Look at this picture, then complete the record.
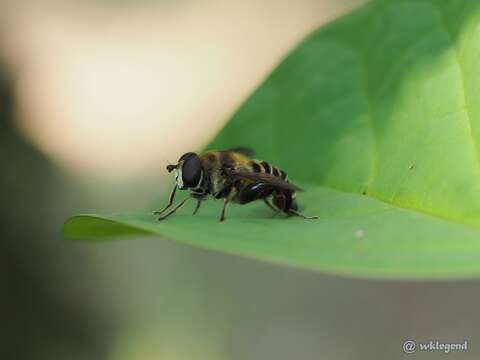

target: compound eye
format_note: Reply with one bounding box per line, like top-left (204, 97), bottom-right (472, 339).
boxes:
top-left (181, 154), bottom-right (202, 188)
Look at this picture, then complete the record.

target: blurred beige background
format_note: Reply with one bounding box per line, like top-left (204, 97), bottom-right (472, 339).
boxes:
top-left (1, 0), bottom-right (355, 178)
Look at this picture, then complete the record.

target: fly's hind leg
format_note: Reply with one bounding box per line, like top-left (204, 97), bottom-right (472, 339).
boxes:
top-left (274, 191), bottom-right (318, 220)
top-left (264, 198), bottom-right (280, 217)
top-left (263, 198), bottom-right (277, 212)
top-left (288, 209), bottom-right (318, 220)
top-left (236, 182), bottom-right (276, 219)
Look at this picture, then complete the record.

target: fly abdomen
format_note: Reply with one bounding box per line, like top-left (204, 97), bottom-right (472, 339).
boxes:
top-left (250, 161), bottom-right (262, 173)
top-left (260, 161), bottom-right (271, 174)
top-left (250, 160), bottom-right (288, 181)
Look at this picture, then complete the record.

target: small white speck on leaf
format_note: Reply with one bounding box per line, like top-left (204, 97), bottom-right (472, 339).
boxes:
top-left (354, 229), bottom-right (365, 239)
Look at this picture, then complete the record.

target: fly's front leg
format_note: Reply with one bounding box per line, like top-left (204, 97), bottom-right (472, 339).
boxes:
top-left (153, 184), bottom-right (177, 215)
top-left (157, 196), bottom-right (191, 221)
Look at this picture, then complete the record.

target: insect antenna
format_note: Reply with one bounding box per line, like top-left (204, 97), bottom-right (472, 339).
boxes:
top-left (165, 160), bottom-right (177, 173)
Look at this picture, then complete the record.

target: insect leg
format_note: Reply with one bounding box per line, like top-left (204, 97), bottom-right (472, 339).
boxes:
top-left (219, 198), bottom-right (230, 223)
top-left (153, 184), bottom-right (177, 215)
top-left (219, 188), bottom-right (237, 223)
top-left (288, 209), bottom-right (318, 220)
top-left (157, 196), bottom-right (191, 221)
top-left (192, 199), bottom-right (202, 215)
top-left (263, 198), bottom-right (279, 214)
top-left (236, 182), bottom-right (275, 204)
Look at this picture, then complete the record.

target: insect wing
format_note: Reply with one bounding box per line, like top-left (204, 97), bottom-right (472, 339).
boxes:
top-left (226, 147), bottom-right (256, 157)
top-left (227, 169), bottom-right (303, 192)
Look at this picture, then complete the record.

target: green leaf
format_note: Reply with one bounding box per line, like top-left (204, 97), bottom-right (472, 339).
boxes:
top-left (64, 0), bottom-right (480, 279)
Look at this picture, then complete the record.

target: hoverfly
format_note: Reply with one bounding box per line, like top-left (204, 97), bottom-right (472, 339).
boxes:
top-left (154, 147), bottom-right (317, 222)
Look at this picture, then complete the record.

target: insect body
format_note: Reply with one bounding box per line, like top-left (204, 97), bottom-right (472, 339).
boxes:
top-left (154, 147), bottom-right (317, 222)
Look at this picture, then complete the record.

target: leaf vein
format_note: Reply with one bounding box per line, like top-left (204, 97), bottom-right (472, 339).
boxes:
top-left (434, 6), bottom-right (480, 175)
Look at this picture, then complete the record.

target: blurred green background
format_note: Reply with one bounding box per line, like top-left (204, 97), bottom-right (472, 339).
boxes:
top-left (1, 0), bottom-right (479, 359)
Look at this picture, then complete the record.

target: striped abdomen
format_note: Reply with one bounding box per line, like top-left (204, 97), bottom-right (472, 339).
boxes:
top-left (248, 160), bottom-right (288, 181)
